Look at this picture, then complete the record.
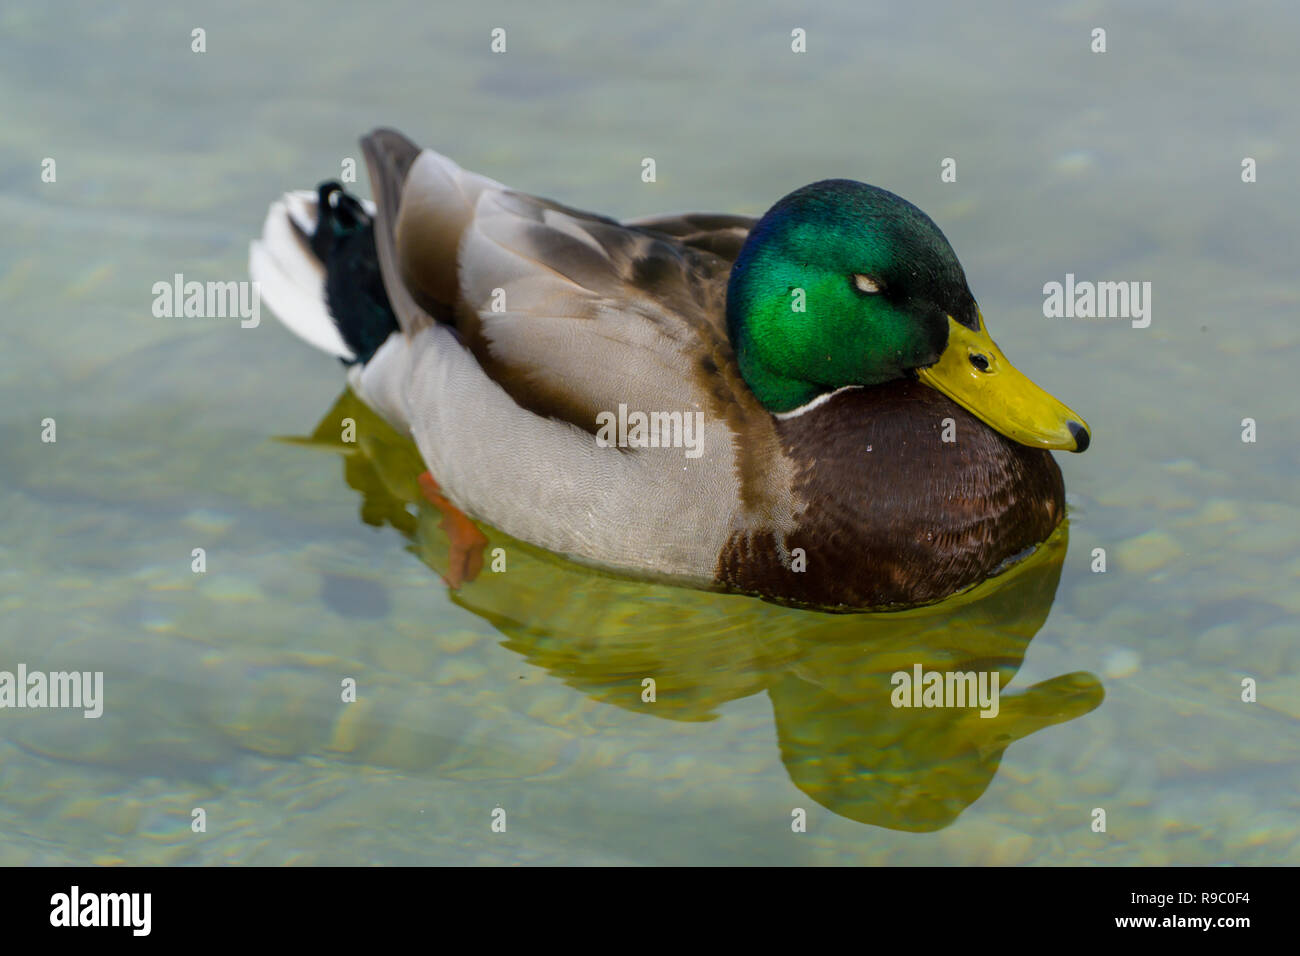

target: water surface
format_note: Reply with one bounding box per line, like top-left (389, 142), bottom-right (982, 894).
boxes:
top-left (0, 0), bottom-right (1297, 864)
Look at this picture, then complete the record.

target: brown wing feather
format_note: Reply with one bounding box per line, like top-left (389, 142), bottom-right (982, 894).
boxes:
top-left (360, 129), bottom-right (436, 332)
top-left (360, 132), bottom-right (760, 436)
top-left (452, 188), bottom-right (750, 437)
top-left (625, 211), bottom-right (756, 263)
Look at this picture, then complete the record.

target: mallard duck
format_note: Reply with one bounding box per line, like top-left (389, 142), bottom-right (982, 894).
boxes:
top-left (250, 128), bottom-right (1089, 611)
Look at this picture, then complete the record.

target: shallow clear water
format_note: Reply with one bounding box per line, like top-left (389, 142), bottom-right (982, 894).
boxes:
top-left (1, 0), bottom-right (1297, 864)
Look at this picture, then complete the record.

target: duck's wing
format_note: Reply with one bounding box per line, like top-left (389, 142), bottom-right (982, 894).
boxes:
top-left (623, 211), bottom-right (757, 263)
top-left (361, 129), bottom-right (761, 435)
top-left (460, 191), bottom-right (762, 433)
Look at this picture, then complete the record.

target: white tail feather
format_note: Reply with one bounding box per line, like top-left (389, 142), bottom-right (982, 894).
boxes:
top-left (249, 190), bottom-right (358, 360)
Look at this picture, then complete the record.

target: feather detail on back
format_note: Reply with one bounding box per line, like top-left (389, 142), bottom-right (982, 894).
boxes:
top-left (361, 129), bottom-right (504, 331)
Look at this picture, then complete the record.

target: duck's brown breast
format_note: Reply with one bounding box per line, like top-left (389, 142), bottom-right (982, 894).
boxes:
top-left (715, 379), bottom-right (1065, 610)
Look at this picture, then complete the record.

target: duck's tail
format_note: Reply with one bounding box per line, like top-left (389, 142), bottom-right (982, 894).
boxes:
top-left (249, 182), bottom-right (399, 365)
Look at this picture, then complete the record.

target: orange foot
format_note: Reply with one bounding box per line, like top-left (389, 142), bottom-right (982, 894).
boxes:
top-left (417, 470), bottom-right (488, 588)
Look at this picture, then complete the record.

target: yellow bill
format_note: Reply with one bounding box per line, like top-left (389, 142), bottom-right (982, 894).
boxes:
top-left (917, 314), bottom-right (1090, 452)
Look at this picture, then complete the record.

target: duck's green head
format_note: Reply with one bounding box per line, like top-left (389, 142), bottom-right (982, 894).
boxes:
top-left (726, 180), bottom-right (1090, 452)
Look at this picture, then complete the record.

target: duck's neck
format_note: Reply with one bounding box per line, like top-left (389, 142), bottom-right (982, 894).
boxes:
top-left (732, 349), bottom-right (828, 413)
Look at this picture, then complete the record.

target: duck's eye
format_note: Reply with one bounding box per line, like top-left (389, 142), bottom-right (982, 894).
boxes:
top-left (969, 353), bottom-right (991, 372)
top-left (852, 274), bottom-right (884, 295)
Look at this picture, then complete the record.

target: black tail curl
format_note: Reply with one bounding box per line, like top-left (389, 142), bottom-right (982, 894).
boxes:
top-left (306, 181), bottom-right (400, 365)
